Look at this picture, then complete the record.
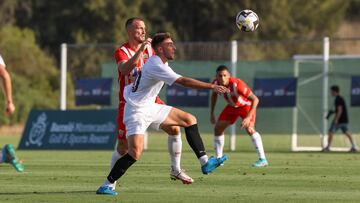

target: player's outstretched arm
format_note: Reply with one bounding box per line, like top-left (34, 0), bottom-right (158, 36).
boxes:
top-left (175, 77), bottom-right (228, 93)
top-left (210, 91), bottom-right (218, 124)
top-left (118, 38), bottom-right (152, 75)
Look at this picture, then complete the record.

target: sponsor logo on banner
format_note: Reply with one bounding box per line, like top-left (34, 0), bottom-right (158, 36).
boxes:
top-left (166, 78), bottom-right (210, 107)
top-left (351, 76), bottom-right (360, 106)
top-left (19, 109), bottom-right (117, 150)
top-left (253, 77), bottom-right (297, 108)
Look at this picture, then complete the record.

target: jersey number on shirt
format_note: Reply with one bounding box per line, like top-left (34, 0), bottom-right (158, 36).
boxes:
top-left (132, 71), bottom-right (142, 92)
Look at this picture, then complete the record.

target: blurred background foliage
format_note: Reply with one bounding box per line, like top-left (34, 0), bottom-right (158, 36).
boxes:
top-left (0, 0), bottom-right (358, 124)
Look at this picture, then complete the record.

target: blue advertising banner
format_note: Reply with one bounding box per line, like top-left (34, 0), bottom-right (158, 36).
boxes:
top-left (75, 78), bottom-right (112, 106)
top-left (18, 109), bottom-right (117, 150)
top-left (166, 78), bottom-right (210, 107)
top-left (253, 77), bottom-right (297, 108)
top-left (351, 76), bottom-right (360, 106)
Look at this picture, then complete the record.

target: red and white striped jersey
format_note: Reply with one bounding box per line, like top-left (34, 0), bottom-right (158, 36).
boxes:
top-left (114, 43), bottom-right (153, 103)
top-left (214, 77), bottom-right (252, 107)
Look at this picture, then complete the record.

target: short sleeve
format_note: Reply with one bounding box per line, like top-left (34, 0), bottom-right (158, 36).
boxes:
top-left (236, 79), bottom-right (252, 97)
top-left (114, 49), bottom-right (129, 63)
top-left (147, 63), bottom-right (181, 85)
top-left (0, 55), bottom-right (5, 68)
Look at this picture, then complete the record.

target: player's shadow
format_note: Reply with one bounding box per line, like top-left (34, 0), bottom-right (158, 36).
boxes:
top-left (0, 190), bottom-right (94, 195)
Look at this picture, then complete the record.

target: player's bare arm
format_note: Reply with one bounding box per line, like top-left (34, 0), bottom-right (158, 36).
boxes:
top-left (118, 38), bottom-right (152, 75)
top-left (175, 77), bottom-right (228, 94)
top-left (210, 91), bottom-right (218, 124)
top-left (334, 105), bottom-right (343, 124)
top-left (241, 93), bottom-right (259, 128)
top-left (0, 66), bottom-right (15, 116)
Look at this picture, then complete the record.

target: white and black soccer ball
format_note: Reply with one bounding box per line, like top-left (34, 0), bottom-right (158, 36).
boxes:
top-left (236, 9), bottom-right (259, 32)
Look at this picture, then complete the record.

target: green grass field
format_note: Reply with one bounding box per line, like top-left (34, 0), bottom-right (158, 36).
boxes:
top-left (1, 133), bottom-right (360, 203)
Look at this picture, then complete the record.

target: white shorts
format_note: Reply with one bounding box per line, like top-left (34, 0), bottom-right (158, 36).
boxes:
top-left (124, 103), bottom-right (172, 137)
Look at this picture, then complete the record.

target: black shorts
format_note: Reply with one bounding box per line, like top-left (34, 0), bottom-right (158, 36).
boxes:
top-left (329, 122), bottom-right (349, 133)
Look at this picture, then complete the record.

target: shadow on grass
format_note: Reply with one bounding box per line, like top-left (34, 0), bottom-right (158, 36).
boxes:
top-left (0, 190), bottom-right (94, 195)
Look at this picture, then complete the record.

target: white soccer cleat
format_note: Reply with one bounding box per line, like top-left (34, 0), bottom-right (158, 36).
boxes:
top-left (170, 169), bottom-right (194, 184)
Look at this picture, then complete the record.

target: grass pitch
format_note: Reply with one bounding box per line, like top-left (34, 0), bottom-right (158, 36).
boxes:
top-left (0, 133), bottom-right (360, 203)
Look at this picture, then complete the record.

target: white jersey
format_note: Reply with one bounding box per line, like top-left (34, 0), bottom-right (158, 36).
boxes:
top-left (0, 54), bottom-right (6, 67)
top-left (124, 55), bottom-right (181, 107)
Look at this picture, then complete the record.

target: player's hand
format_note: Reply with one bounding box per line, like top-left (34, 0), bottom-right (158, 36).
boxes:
top-left (140, 38), bottom-right (152, 52)
top-left (213, 85), bottom-right (229, 94)
top-left (210, 114), bottom-right (216, 124)
top-left (241, 116), bottom-right (251, 129)
top-left (5, 102), bottom-right (15, 116)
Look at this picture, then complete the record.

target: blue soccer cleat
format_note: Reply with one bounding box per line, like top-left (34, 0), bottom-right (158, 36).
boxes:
top-left (96, 186), bottom-right (118, 196)
top-left (252, 158), bottom-right (268, 168)
top-left (10, 159), bottom-right (24, 172)
top-left (201, 155), bottom-right (228, 174)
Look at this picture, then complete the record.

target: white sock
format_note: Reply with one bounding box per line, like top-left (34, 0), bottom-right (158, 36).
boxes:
top-left (110, 150), bottom-right (122, 170)
top-left (105, 150), bottom-right (122, 189)
top-left (168, 134), bottom-right (182, 173)
top-left (214, 135), bottom-right (225, 158)
top-left (199, 155), bottom-right (209, 166)
top-left (251, 132), bottom-right (266, 160)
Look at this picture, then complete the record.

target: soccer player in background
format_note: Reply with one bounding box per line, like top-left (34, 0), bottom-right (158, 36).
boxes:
top-left (323, 85), bottom-right (357, 152)
top-left (97, 32), bottom-right (228, 196)
top-left (0, 54), bottom-right (24, 172)
top-left (102, 17), bottom-right (193, 194)
top-left (210, 65), bottom-right (268, 167)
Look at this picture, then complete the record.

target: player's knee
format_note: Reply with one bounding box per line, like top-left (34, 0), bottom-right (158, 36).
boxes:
top-left (168, 126), bottom-right (181, 135)
top-left (214, 124), bottom-right (224, 135)
top-left (183, 113), bottom-right (197, 127)
top-left (128, 147), bottom-right (143, 160)
top-left (117, 140), bottom-right (128, 156)
top-left (246, 127), bottom-right (256, 135)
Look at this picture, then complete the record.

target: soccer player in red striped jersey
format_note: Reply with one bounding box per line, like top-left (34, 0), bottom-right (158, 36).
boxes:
top-left (101, 18), bottom-right (192, 194)
top-left (210, 65), bottom-right (268, 167)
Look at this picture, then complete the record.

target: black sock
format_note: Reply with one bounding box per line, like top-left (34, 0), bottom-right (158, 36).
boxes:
top-left (184, 124), bottom-right (207, 158)
top-left (107, 153), bottom-right (136, 183)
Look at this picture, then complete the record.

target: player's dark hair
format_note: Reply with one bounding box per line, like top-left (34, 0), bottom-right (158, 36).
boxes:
top-left (331, 85), bottom-right (339, 93)
top-left (125, 17), bottom-right (144, 30)
top-left (151, 32), bottom-right (171, 49)
top-left (216, 65), bottom-right (230, 73)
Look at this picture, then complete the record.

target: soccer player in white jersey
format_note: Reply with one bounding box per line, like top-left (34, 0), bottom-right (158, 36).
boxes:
top-left (108, 17), bottom-right (193, 191)
top-left (96, 32), bottom-right (228, 196)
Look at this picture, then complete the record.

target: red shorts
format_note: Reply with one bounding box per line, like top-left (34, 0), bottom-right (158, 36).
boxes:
top-left (117, 97), bottom-right (165, 140)
top-left (218, 105), bottom-right (256, 126)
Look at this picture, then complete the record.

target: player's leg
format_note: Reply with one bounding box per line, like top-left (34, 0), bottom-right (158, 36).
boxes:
top-left (213, 121), bottom-right (230, 158)
top-left (106, 105), bottom-right (128, 190)
top-left (340, 124), bottom-right (357, 152)
top-left (240, 107), bottom-right (268, 167)
top-left (161, 125), bottom-right (193, 184)
top-left (161, 107), bottom-right (227, 174)
top-left (214, 105), bottom-right (238, 158)
top-left (324, 122), bottom-right (337, 151)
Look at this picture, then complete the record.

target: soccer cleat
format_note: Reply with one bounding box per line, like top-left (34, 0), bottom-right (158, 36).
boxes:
top-left (9, 159), bottom-right (24, 172)
top-left (349, 147), bottom-right (357, 153)
top-left (201, 155), bottom-right (228, 175)
top-left (321, 147), bottom-right (330, 152)
top-left (170, 169), bottom-right (194, 184)
top-left (96, 186), bottom-right (118, 196)
top-left (252, 158), bottom-right (268, 168)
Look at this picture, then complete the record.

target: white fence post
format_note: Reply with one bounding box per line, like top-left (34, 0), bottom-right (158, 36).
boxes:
top-left (321, 37), bottom-right (330, 148)
top-left (230, 40), bottom-right (238, 151)
top-left (60, 43), bottom-right (67, 111)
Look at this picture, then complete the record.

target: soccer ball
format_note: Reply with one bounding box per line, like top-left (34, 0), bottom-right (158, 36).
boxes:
top-left (236, 10), bottom-right (259, 32)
